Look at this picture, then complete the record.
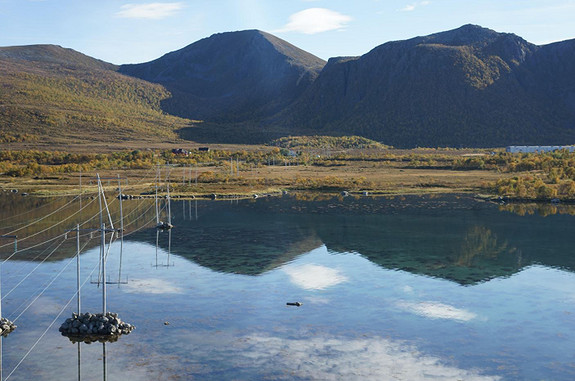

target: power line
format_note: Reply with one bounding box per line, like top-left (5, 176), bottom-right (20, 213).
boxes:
top-left (0, 194), bottom-right (83, 236)
top-left (3, 236), bottom-right (67, 305)
top-left (3, 255), bottom-right (101, 381)
top-left (6, 236), bottom-right (93, 319)
top-left (0, 197), bottom-right (98, 251)
top-left (2, 235), bottom-right (65, 283)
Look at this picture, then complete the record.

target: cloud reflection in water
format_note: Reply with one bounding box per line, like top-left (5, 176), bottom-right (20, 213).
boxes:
top-left (283, 264), bottom-right (348, 290)
top-left (123, 278), bottom-right (183, 294)
top-left (397, 301), bottom-right (477, 322)
top-left (201, 333), bottom-right (501, 380)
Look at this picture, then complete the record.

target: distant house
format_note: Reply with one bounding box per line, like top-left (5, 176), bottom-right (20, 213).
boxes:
top-left (506, 146), bottom-right (575, 153)
top-left (198, 147), bottom-right (210, 152)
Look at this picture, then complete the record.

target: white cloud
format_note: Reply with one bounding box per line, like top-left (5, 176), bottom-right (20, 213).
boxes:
top-left (400, 1), bottom-right (431, 12)
top-left (275, 8), bottom-right (352, 34)
top-left (283, 264), bottom-right (348, 290)
top-left (397, 301), bottom-right (477, 322)
top-left (123, 278), bottom-right (183, 294)
top-left (116, 2), bottom-right (184, 19)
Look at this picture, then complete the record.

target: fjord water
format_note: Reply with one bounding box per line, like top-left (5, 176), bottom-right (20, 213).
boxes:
top-left (1, 194), bottom-right (574, 380)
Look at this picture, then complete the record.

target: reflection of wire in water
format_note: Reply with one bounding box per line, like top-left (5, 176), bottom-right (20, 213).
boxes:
top-left (2, 234), bottom-right (63, 283)
top-left (0, 193), bottom-right (91, 230)
top-left (0, 197), bottom-right (98, 252)
top-left (3, 236), bottom-right (68, 307)
top-left (4, 251), bottom-right (102, 380)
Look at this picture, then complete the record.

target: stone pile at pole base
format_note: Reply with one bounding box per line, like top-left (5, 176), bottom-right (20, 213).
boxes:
top-left (0, 317), bottom-right (17, 337)
top-left (59, 312), bottom-right (135, 343)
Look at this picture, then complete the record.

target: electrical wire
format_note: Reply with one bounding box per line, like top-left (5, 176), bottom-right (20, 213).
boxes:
top-left (4, 255), bottom-right (102, 381)
top-left (4, 235), bottom-right (92, 320)
top-left (0, 194), bottom-right (83, 236)
top-left (3, 236), bottom-right (67, 304)
top-left (0, 197), bottom-right (97, 251)
top-left (2, 234), bottom-right (65, 283)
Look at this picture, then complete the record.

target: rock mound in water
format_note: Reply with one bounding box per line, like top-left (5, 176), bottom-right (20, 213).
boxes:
top-left (0, 317), bottom-right (17, 337)
top-left (59, 312), bottom-right (135, 343)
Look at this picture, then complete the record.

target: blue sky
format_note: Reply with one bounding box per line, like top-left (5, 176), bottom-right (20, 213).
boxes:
top-left (1, 0), bottom-right (574, 64)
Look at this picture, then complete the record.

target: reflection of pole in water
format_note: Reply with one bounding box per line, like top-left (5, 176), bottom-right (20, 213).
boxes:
top-left (155, 168), bottom-right (160, 225)
top-left (102, 342), bottom-right (107, 381)
top-left (77, 341), bottom-right (81, 381)
top-left (168, 229), bottom-right (172, 266)
top-left (155, 230), bottom-right (159, 268)
top-left (195, 200), bottom-right (198, 221)
top-left (154, 228), bottom-right (174, 268)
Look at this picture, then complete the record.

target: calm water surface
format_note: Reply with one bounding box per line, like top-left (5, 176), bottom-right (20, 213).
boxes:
top-left (0, 194), bottom-right (574, 380)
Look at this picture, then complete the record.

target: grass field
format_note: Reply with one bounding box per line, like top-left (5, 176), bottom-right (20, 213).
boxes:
top-left (0, 145), bottom-right (509, 199)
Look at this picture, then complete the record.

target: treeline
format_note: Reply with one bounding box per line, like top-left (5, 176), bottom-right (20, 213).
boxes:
top-left (0, 150), bottom-right (156, 177)
top-left (270, 136), bottom-right (389, 150)
top-left (482, 150), bottom-right (575, 199)
top-left (0, 148), bottom-right (300, 178)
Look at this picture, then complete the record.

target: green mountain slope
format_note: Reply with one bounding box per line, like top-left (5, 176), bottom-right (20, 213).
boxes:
top-left (276, 25), bottom-right (575, 148)
top-left (0, 45), bottom-right (191, 147)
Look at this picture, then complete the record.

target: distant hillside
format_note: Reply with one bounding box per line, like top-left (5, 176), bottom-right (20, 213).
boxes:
top-left (276, 25), bottom-right (575, 148)
top-left (2, 26), bottom-right (575, 149)
top-left (119, 30), bottom-right (326, 123)
top-left (0, 44), bottom-right (116, 71)
top-left (0, 44), bottom-right (191, 148)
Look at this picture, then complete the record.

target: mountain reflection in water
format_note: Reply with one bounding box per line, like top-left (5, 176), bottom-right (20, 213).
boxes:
top-left (128, 194), bottom-right (575, 285)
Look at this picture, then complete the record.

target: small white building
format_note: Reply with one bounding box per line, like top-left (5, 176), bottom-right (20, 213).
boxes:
top-left (506, 146), bottom-right (575, 153)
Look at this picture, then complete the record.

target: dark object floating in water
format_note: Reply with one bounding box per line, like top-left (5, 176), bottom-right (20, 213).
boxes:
top-left (164, 321), bottom-right (170, 325)
top-left (59, 312), bottom-right (135, 343)
top-left (0, 317), bottom-right (17, 337)
top-left (286, 302), bottom-right (303, 307)
top-left (156, 221), bottom-right (173, 230)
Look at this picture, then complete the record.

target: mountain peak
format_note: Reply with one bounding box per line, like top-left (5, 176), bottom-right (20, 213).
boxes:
top-left (119, 30), bottom-right (325, 122)
top-left (421, 24), bottom-right (501, 46)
